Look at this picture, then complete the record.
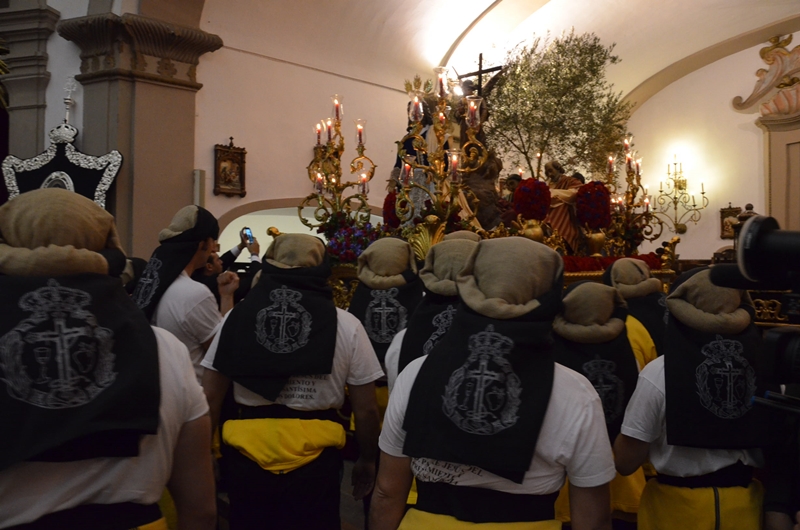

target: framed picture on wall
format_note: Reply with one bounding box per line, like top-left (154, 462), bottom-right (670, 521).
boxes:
top-left (214, 137), bottom-right (246, 197)
top-left (719, 203), bottom-right (741, 239)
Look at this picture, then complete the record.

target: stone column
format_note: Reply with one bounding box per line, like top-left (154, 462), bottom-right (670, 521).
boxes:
top-left (0, 1), bottom-right (59, 158)
top-left (58, 12), bottom-right (221, 256)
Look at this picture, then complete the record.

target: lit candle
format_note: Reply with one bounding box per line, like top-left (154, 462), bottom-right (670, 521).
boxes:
top-left (357, 123), bottom-right (364, 145)
top-left (333, 98), bottom-right (341, 120)
top-left (438, 112), bottom-right (446, 126)
top-left (607, 155), bottom-right (614, 174)
top-left (626, 153), bottom-right (632, 172)
top-left (468, 100), bottom-right (477, 126)
top-left (360, 172), bottom-right (368, 194)
top-left (410, 96), bottom-right (424, 123)
top-left (326, 119), bottom-right (333, 143)
top-left (644, 197), bottom-right (650, 212)
top-left (450, 154), bottom-right (460, 182)
top-left (624, 138), bottom-right (630, 153)
top-left (315, 123), bottom-right (322, 146)
top-left (402, 163), bottom-right (412, 185)
top-left (315, 172), bottom-right (323, 193)
top-left (536, 152), bottom-right (541, 159)
top-left (636, 159), bottom-right (641, 176)
top-left (518, 167), bottom-right (524, 177)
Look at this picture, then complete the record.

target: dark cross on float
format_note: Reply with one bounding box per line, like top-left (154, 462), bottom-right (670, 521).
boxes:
top-left (463, 353), bottom-right (504, 422)
top-left (269, 301), bottom-right (298, 344)
top-left (711, 360), bottom-right (744, 408)
top-left (456, 53), bottom-right (502, 97)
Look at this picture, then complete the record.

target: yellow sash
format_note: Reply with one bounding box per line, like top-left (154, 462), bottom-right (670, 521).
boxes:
top-left (222, 418), bottom-right (345, 474)
top-left (399, 508), bottom-right (561, 529)
top-left (638, 479), bottom-right (763, 530)
top-left (132, 517), bottom-right (168, 530)
top-left (555, 469), bottom-right (645, 522)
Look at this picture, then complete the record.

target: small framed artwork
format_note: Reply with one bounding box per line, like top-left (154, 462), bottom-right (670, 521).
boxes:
top-left (214, 137), bottom-right (246, 197)
top-left (719, 203), bottom-right (741, 239)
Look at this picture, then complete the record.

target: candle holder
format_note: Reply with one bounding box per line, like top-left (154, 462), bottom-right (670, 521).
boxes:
top-left (299, 95), bottom-right (376, 231)
top-left (603, 137), bottom-right (664, 256)
top-left (653, 158), bottom-right (708, 234)
top-left (393, 69), bottom-right (485, 259)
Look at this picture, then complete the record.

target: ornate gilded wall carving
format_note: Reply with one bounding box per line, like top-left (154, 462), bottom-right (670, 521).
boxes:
top-left (733, 34), bottom-right (800, 117)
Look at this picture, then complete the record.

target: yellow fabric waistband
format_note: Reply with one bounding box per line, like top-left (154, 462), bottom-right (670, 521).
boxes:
top-left (132, 517), bottom-right (168, 530)
top-left (222, 418), bottom-right (346, 474)
top-left (399, 508), bottom-right (561, 529)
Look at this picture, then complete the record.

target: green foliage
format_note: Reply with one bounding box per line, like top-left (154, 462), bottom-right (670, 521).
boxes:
top-left (485, 30), bottom-right (632, 177)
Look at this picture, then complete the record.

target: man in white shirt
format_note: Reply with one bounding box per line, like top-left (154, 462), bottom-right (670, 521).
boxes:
top-left (614, 268), bottom-right (765, 530)
top-left (134, 205), bottom-right (239, 383)
top-left (202, 233), bottom-right (383, 529)
top-left (0, 189), bottom-right (215, 529)
top-left (370, 238), bottom-right (615, 530)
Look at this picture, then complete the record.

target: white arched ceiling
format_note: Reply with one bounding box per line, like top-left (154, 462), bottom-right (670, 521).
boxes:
top-left (199, 0), bottom-right (800, 105)
top-left (446, 0), bottom-right (800, 108)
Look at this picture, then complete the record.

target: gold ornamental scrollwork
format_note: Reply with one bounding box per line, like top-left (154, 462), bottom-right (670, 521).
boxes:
top-left (752, 298), bottom-right (789, 323)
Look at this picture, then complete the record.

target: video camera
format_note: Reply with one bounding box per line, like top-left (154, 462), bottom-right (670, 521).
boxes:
top-left (710, 215), bottom-right (800, 390)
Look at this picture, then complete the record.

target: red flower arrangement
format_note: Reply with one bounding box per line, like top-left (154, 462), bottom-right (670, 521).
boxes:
top-left (383, 191), bottom-right (401, 229)
top-left (513, 178), bottom-right (551, 221)
top-left (576, 181), bottom-right (611, 230)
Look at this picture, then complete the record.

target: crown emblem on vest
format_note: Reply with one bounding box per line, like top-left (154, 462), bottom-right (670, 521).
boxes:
top-left (365, 288), bottom-right (407, 343)
top-left (0, 280), bottom-right (117, 409)
top-left (695, 335), bottom-right (756, 420)
top-left (256, 286), bottom-right (312, 354)
top-left (423, 305), bottom-right (456, 356)
top-left (582, 358), bottom-right (625, 424)
top-left (443, 325), bottom-right (521, 436)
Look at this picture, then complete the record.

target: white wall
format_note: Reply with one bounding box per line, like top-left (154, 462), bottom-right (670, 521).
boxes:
top-left (626, 34), bottom-right (794, 259)
top-left (44, 1), bottom-right (88, 149)
top-left (194, 19), bottom-right (411, 228)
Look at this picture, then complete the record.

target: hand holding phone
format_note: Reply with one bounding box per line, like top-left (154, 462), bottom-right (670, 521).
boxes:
top-left (242, 227), bottom-right (254, 244)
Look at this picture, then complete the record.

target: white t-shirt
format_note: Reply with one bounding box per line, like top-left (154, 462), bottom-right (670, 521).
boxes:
top-left (153, 271), bottom-right (222, 383)
top-left (202, 308), bottom-right (384, 410)
top-left (385, 328), bottom-right (406, 394)
top-left (0, 327), bottom-right (209, 528)
top-left (620, 356), bottom-right (763, 477)
top-left (380, 356), bottom-right (616, 494)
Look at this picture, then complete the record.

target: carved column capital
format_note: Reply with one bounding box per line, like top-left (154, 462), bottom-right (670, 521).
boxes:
top-left (57, 12), bottom-right (222, 91)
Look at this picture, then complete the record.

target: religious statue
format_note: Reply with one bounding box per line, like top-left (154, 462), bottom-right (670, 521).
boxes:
top-left (543, 160), bottom-right (583, 253)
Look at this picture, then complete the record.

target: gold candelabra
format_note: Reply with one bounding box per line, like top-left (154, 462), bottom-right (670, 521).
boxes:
top-left (603, 137), bottom-right (664, 256)
top-left (654, 157), bottom-right (708, 234)
top-left (299, 95), bottom-right (376, 230)
top-left (394, 69), bottom-right (484, 259)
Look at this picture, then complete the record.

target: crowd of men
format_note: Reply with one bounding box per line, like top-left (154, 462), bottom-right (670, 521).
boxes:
top-left (0, 188), bottom-right (798, 530)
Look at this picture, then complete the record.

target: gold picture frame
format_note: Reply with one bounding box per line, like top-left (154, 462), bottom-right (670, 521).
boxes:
top-left (214, 137), bottom-right (246, 197)
top-left (719, 203), bottom-right (741, 239)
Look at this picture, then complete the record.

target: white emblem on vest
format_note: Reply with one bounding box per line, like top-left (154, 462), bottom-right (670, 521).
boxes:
top-left (0, 280), bottom-right (117, 409)
top-left (582, 359), bottom-right (624, 424)
top-left (423, 304), bottom-right (456, 355)
top-left (658, 293), bottom-right (669, 324)
top-left (133, 258), bottom-right (162, 308)
top-left (256, 286), bottom-right (312, 354)
top-left (442, 325), bottom-right (521, 435)
top-left (365, 288), bottom-right (406, 343)
top-left (695, 335), bottom-right (756, 419)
